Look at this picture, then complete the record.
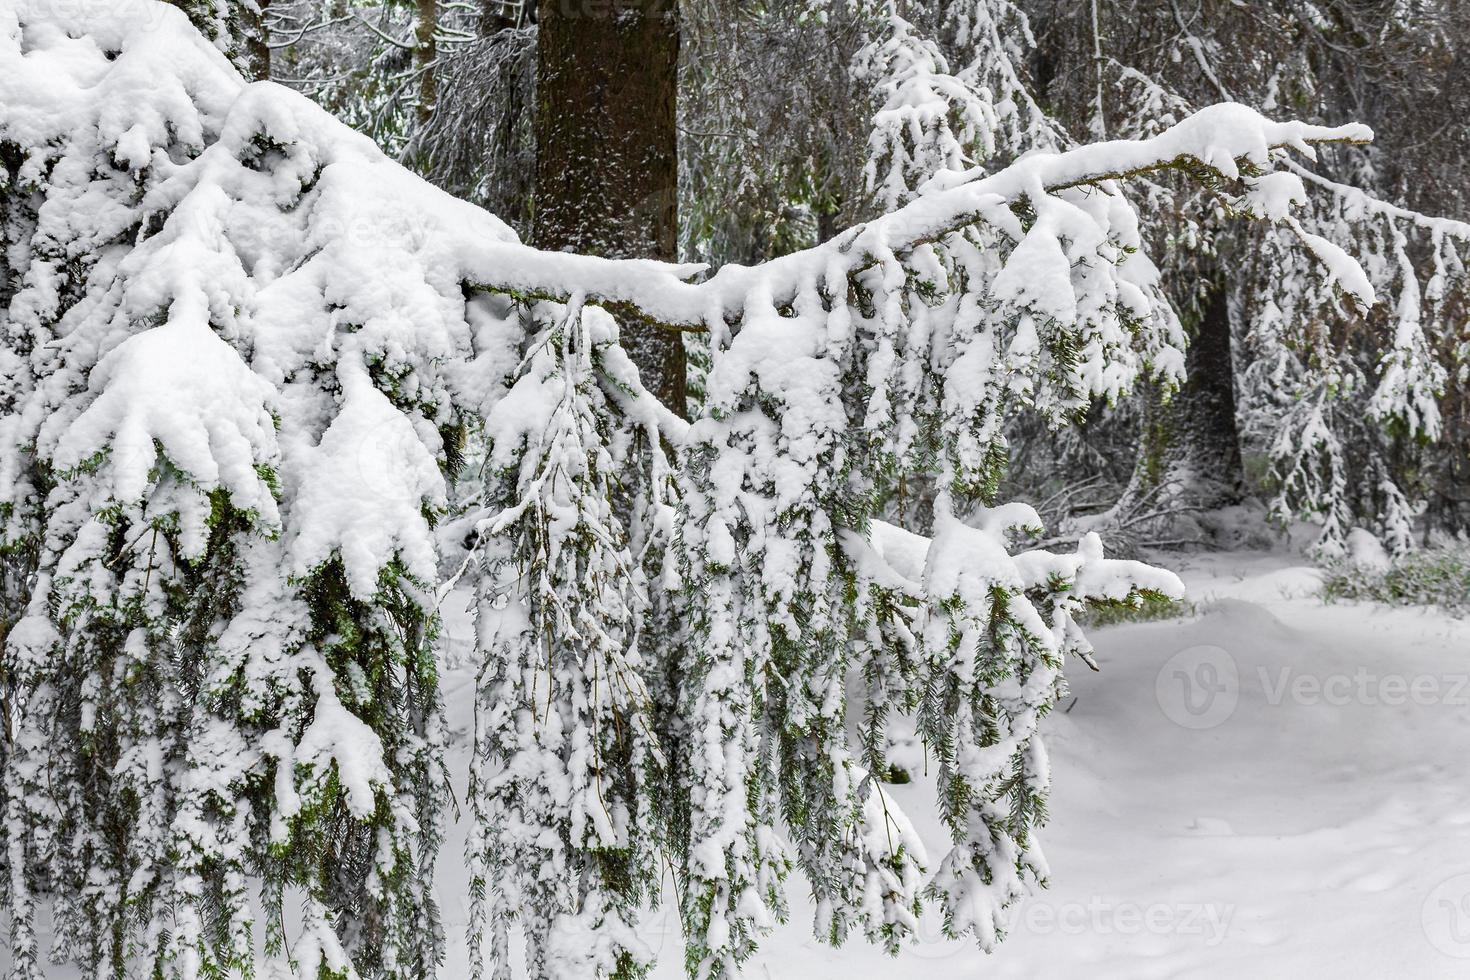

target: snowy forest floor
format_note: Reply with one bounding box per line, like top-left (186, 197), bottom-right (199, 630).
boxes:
top-left (433, 548), bottom-right (1470, 979)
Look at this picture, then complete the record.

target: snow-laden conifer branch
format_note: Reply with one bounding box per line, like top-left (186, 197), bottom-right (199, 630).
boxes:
top-left (461, 106), bottom-right (1371, 332)
top-left (1076, 0), bottom-right (1466, 553)
top-left (1286, 160), bottom-right (1470, 243)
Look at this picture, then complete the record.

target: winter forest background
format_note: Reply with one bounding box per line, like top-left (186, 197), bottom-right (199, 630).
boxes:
top-left (1, 0), bottom-right (1469, 977)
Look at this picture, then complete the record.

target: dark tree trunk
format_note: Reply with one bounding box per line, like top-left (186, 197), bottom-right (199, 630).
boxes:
top-left (1127, 276), bottom-right (1246, 525)
top-left (1177, 279), bottom-right (1246, 503)
top-left (533, 0), bottom-right (686, 416)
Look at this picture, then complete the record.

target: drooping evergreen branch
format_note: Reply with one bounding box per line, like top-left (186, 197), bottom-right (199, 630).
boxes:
top-left (462, 105), bottom-right (1371, 331)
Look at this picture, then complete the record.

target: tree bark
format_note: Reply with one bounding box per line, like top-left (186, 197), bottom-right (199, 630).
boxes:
top-left (533, 0), bottom-right (685, 416)
top-left (416, 0), bottom-right (438, 125)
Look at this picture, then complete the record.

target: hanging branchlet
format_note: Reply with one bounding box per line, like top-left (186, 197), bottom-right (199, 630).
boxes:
top-left (469, 295), bottom-right (670, 979)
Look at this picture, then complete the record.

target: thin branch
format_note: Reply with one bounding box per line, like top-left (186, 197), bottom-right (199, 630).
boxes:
top-left (353, 13), bottom-right (418, 50)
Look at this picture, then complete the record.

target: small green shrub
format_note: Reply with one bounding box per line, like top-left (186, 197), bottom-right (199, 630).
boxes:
top-left (1321, 541), bottom-right (1470, 616)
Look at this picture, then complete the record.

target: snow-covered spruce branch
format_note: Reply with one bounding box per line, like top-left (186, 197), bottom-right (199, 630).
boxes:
top-left (1285, 160), bottom-right (1470, 243)
top-left (460, 105), bottom-right (1371, 332)
top-left (466, 296), bottom-right (671, 978)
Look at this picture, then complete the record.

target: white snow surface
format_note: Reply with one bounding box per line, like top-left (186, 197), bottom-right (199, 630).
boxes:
top-left (428, 550), bottom-right (1470, 979)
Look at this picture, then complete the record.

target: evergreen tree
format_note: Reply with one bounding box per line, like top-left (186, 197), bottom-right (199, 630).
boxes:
top-left (1021, 0), bottom-right (1470, 551)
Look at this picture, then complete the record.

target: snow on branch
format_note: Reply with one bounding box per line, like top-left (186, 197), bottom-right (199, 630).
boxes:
top-left (473, 104), bottom-right (1372, 330)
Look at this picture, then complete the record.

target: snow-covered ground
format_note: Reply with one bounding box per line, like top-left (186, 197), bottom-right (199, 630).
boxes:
top-left (617, 550), bottom-right (1468, 978)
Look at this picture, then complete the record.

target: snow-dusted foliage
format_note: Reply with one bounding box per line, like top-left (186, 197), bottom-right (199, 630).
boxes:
top-left (1237, 178), bottom-right (1469, 554)
top-left (0, 1), bottom-right (1375, 978)
top-left (854, 0), bottom-right (1061, 211)
top-left (1028, 0), bottom-right (1470, 553)
top-left (0, 6), bottom-right (466, 974)
top-left (465, 296), bottom-right (673, 978)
